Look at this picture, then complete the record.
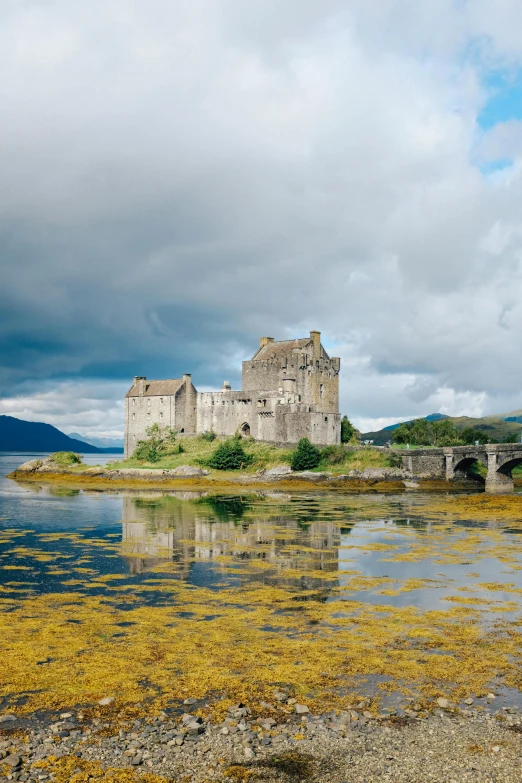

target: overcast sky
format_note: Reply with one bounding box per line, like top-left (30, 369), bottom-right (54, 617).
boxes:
top-left (1, 0), bottom-right (522, 437)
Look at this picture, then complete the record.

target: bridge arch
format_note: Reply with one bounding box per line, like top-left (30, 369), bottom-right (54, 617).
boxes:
top-left (485, 451), bottom-right (522, 494)
top-left (496, 456), bottom-right (522, 476)
top-left (453, 455), bottom-right (487, 482)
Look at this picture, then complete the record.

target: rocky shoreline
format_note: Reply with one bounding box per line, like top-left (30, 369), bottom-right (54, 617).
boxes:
top-left (2, 694), bottom-right (522, 782)
top-left (8, 456), bottom-right (446, 492)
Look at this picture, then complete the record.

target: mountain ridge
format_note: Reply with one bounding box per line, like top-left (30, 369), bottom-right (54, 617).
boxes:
top-left (68, 432), bottom-right (124, 450)
top-left (0, 416), bottom-right (119, 453)
top-left (362, 410), bottom-right (522, 445)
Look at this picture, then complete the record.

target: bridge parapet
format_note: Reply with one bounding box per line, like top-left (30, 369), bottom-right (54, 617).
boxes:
top-left (394, 443), bottom-right (522, 494)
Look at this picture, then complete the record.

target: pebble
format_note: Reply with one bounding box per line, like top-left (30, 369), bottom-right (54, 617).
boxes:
top-left (4, 753), bottom-right (22, 767)
top-left (3, 698), bottom-right (522, 783)
top-left (436, 697), bottom-right (450, 709)
top-left (98, 697), bottom-right (115, 706)
top-left (295, 704), bottom-right (309, 714)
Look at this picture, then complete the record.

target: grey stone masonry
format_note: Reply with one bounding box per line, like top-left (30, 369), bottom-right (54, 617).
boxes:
top-left (124, 331), bottom-right (341, 457)
top-left (397, 443), bottom-right (522, 494)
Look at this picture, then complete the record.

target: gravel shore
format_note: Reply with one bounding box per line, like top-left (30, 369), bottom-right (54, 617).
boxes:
top-left (2, 697), bottom-right (522, 782)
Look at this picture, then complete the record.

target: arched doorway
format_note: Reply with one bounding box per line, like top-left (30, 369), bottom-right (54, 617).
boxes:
top-left (240, 422), bottom-right (251, 438)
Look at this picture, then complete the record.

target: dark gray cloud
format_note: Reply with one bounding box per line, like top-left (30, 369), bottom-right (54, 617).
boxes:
top-left (1, 0), bottom-right (522, 434)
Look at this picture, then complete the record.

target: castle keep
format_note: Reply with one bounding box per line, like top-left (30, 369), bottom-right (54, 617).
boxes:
top-left (124, 331), bottom-right (341, 457)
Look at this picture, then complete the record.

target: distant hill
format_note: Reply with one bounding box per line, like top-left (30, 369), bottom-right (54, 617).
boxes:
top-left (0, 416), bottom-right (117, 453)
top-left (68, 432), bottom-right (124, 451)
top-left (361, 411), bottom-right (522, 445)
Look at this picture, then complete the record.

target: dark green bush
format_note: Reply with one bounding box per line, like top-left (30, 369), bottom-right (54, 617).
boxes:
top-left (291, 438), bottom-right (321, 471)
top-left (201, 430), bottom-right (217, 442)
top-left (207, 438), bottom-right (253, 470)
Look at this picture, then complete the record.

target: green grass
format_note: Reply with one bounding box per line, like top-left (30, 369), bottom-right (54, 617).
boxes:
top-left (108, 438), bottom-right (394, 474)
top-left (107, 436), bottom-right (294, 473)
top-left (50, 451), bottom-right (83, 467)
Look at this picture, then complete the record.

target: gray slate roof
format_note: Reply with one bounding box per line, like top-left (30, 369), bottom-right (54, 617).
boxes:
top-left (126, 379), bottom-right (184, 397)
top-left (253, 338), bottom-right (311, 361)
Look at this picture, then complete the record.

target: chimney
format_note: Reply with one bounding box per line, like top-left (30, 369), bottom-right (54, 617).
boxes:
top-left (260, 336), bottom-right (274, 348)
top-left (183, 373), bottom-right (192, 384)
top-left (310, 330), bottom-right (321, 360)
top-left (134, 376), bottom-right (146, 396)
top-left (222, 380), bottom-right (231, 391)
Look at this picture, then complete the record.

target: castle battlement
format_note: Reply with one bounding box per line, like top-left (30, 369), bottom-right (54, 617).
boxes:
top-left (124, 331), bottom-right (341, 457)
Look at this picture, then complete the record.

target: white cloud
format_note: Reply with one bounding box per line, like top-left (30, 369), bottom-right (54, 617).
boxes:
top-left (0, 382), bottom-right (127, 438)
top-left (0, 0), bottom-right (522, 431)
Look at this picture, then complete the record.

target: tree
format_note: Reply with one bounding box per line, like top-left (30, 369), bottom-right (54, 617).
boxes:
top-left (503, 432), bottom-right (521, 444)
top-left (461, 428), bottom-right (489, 445)
top-left (392, 418), bottom-right (463, 447)
top-left (341, 416), bottom-right (359, 444)
top-left (207, 438), bottom-right (253, 470)
top-left (291, 438), bottom-right (321, 471)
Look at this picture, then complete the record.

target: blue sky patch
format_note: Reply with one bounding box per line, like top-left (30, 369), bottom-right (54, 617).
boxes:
top-left (477, 69), bottom-right (522, 130)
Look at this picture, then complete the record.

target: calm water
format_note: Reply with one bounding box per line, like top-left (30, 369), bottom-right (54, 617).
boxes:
top-left (2, 453), bottom-right (522, 712)
top-left (1, 454), bottom-right (522, 610)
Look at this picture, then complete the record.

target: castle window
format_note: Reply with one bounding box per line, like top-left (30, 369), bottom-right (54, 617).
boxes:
top-left (160, 412), bottom-right (163, 419)
top-left (160, 397), bottom-right (163, 404)
top-left (324, 416), bottom-right (328, 422)
top-left (147, 398), bottom-right (151, 405)
top-left (132, 398), bottom-right (136, 405)
top-left (320, 384), bottom-right (324, 398)
top-left (147, 412), bottom-right (151, 418)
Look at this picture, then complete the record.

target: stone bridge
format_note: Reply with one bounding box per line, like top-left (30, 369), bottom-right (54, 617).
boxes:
top-left (399, 443), bottom-right (522, 494)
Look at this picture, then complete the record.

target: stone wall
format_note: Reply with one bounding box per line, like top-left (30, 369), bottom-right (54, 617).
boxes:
top-left (197, 390), bottom-right (340, 444)
top-left (124, 377), bottom-right (197, 457)
top-left (400, 451), bottom-right (446, 478)
top-left (241, 341), bottom-right (339, 413)
top-left (125, 332), bottom-right (342, 454)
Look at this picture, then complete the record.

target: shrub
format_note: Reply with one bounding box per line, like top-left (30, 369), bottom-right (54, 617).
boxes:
top-left (51, 451), bottom-right (82, 467)
top-left (320, 444), bottom-right (346, 465)
top-left (291, 438), bottom-right (321, 471)
top-left (201, 430), bottom-right (217, 442)
top-left (207, 438), bottom-right (254, 470)
top-left (133, 423), bottom-right (180, 463)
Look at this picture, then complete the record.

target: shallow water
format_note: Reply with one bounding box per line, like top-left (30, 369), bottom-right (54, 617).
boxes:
top-left (1, 454), bottom-right (522, 714)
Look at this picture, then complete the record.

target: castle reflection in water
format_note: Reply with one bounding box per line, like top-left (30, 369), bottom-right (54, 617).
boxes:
top-left (121, 491), bottom-right (345, 590)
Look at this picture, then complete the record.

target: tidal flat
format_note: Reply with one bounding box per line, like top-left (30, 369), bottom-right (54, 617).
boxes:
top-left (2, 455), bottom-right (522, 781)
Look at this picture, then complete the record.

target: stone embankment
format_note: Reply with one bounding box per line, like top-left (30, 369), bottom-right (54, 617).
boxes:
top-left (2, 695), bottom-right (522, 782)
top-left (10, 457), bottom-right (424, 490)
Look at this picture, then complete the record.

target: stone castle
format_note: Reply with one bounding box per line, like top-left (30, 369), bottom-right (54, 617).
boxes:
top-left (124, 331), bottom-right (341, 457)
